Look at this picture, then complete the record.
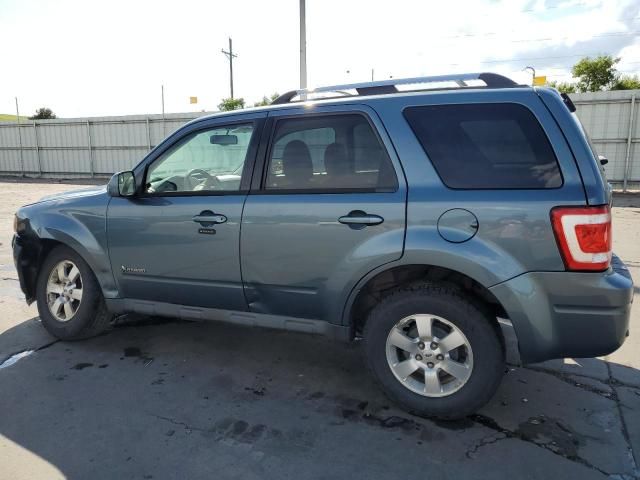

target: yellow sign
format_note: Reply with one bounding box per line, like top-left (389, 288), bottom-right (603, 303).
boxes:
top-left (189, 96), bottom-right (198, 104)
top-left (533, 76), bottom-right (547, 86)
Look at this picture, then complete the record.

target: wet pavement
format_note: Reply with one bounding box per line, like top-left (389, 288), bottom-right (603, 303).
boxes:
top-left (0, 179), bottom-right (638, 480)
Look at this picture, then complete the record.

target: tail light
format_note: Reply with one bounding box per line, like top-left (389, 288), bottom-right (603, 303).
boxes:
top-left (550, 205), bottom-right (612, 271)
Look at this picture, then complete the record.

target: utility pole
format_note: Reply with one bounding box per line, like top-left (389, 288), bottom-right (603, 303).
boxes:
top-left (221, 38), bottom-right (237, 99)
top-left (299, 0), bottom-right (307, 90)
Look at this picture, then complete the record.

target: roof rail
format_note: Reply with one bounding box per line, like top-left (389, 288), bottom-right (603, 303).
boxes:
top-left (272, 72), bottom-right (519, 105)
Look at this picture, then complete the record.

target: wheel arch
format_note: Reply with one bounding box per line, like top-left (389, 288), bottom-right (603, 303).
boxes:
top-left (17, 221), bottom-right (119, 303)
top-left (343, 263), bottom-right (508, 339)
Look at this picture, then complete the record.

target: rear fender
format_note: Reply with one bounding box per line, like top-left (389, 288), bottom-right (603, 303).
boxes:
top-left (340, 226), bottom-right (527, 326)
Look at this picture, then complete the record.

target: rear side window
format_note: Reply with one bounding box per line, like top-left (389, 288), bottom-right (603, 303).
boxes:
top-left (404, 103), bottom-right (562, 189)
top-left (265, 114), bottom-right (398, 191)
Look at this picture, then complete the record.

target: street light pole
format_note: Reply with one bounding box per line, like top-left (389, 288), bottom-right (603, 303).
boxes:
top-left (15, 97), bottom-right (24, 177)
top-left (161, 85), bottom-right (167, 135)
top-left (221, 38), bottom-right (237, 99)
top-left (524, 66), bottom-right (536, 86)
top-left (299, 0), bottom-right (307, 90)
top-left (161, 85), bottom-right (165, 117)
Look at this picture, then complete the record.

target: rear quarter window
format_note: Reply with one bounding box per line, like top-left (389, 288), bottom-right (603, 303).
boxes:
top-left (403, 103), bottom-right (563, 189)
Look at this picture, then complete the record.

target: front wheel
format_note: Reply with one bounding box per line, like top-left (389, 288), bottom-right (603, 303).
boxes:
top-left (36, 245), bottom-right (113, 340)
top-left (363, 283), bottom-right (504, 419)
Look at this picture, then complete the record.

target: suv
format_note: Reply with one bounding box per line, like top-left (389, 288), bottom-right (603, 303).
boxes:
top-left (13, 73), bottom-right (633, 419)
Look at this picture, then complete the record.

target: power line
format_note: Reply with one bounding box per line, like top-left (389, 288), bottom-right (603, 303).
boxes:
top-left (445, 52), bottom-right (612, 67)
top-left (519, 1), bottom-right (599, 14)
top-left (509, 30), bottom-right (640, 44)
top-left (472, 1), bottom-right (639, 18)
top-left (459, 0), bottom-right (596, 17)
top-left (409, 26), bottom-right (640, 73)
top-left (544, 68), bottom-right (640, 78)
top-left (420, 55), bottom-right (636, 76)
top-left (435, 28), bottom-right (640, 42)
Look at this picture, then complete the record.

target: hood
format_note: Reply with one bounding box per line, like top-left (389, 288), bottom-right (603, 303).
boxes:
top-left (31, 184), bottom-right (107, 205)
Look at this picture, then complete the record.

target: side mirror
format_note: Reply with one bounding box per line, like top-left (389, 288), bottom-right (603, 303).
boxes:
top-left (108, 171), bottom-right (136, 197)
top-left (598, 155), bottom-right (608, 166)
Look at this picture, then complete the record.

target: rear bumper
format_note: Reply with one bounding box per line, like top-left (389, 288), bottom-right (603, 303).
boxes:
top-left (490, 254), bottom-right (633, 364)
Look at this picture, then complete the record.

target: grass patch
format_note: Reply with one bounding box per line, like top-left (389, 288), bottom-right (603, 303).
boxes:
top-left (0, 114), bottom-right (30, 122)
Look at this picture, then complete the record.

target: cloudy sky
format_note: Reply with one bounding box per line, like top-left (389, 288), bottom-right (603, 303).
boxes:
top-left (1, 0), bottom-right (639, 118)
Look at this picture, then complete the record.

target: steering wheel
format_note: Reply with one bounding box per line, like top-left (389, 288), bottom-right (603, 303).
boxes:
top-left (186, 168), bottom-right (221, 190)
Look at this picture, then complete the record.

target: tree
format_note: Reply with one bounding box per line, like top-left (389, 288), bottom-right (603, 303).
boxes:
top-left (218, 97), bottom-right (245, 111)
top-left (572, 55), bottom-right (619, 92)
top-left (547, 80), bottom-right (577, 94)
top-left (611, 74), bottom-right (640, 90)
top-left (29, 107), bottom-right (56, 119)
top-left (253, 93), bottom-right (280, 107)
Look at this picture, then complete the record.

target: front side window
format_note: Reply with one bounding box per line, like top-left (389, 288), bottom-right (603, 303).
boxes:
top-left (146, 123), bottom-right (254, 193)
top-left (265, 114), bottom-right (397, 191)
top-left (404, 103), bottom-right (562, 189)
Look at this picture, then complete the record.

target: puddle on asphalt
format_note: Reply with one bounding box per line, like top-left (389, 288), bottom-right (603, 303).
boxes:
top-left (71, 362), bottom-right (93, 370)
top-left (124, 347), bottom-right (142, 357)
top-left (0, 350), bottom-right (34, 370)
top-left (122, 346), bottom-right (154, 364)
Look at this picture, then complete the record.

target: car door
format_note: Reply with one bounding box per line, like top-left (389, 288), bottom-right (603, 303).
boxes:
top-left (240, 105), bottom-right (407, 324)
top-left (107, 114), bottom-right (264, 311)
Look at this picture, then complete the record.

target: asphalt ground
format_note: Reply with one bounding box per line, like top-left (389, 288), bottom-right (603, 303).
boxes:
top-left (0, 179), bottom-right (638, 480)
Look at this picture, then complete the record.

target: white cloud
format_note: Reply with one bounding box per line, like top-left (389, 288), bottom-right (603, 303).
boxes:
top-left (0, 0), bottom-right (638, 117)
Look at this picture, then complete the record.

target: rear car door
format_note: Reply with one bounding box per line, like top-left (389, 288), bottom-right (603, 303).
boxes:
top-left (107, 114), bottom-right (264, 311)
top-left (240, 105), bottom-right (407, 323)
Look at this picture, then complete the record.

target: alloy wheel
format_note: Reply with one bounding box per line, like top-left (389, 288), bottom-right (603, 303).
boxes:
top-left (46, 260), bottom-right (83, 322)
top-left (385, 314), bottom-right (474, 397)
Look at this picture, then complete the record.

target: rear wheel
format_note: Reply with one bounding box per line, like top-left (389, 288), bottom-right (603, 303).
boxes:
top-left (363, 282), bottom-right (504, 419)
top-left (36, 245), bottom-right (113, 340)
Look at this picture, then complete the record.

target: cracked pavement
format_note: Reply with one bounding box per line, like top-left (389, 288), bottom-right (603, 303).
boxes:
top-left (0, 179), bottom-right (638, 480)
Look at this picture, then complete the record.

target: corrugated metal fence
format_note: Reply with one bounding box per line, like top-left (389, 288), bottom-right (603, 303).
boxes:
top-left (571, 90), bottom-right (639, 190)
top-left (1, 90), bottom-right (639, 189)
top-left (0, 112), bottom-right (210, 178)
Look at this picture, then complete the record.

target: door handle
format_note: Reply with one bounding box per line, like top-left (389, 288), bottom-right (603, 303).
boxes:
top-left (193, 211), bottom-right (227, 225)
top-left (338, 211), bottom-right (384, 227)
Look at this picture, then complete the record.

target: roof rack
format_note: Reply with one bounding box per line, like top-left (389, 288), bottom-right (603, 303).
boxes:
top-left (272, 72), bottom-right (519, 105)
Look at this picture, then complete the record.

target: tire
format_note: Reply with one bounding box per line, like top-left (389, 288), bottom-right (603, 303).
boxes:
top-left (36, 245), bottom-right (113, 340)
top-left (363, 282), bottom-right (504, 419)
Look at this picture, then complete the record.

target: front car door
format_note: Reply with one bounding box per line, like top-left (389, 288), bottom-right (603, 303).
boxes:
top-left (107, 113), bottom-right (264, 311)
top-left (240, 105), bottom-right (407, 324)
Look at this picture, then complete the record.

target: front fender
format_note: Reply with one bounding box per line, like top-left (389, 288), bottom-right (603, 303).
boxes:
top-left (16, 193), bottom-right (119, 300)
